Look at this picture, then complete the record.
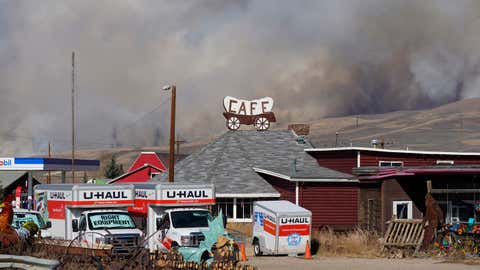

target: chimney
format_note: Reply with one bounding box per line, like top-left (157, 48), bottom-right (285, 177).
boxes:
top-left (288, 124), bottom-right (310, 136)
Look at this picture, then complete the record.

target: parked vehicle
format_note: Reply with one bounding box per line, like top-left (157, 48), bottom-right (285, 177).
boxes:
top-left (34, 184), bottom-right (143, 255)
top-left (252, 200), bottom-right (311, 256)
top-left (12, 208), bottom-right (52, 237)
top-left (130, 183), bottom-right (216, 252)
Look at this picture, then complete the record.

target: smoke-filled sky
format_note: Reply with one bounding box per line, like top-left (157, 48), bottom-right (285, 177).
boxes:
top-left (1, 0), bottom-right (480, 155)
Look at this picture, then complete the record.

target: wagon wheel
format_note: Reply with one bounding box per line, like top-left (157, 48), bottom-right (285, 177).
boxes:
top-left (255, 117), bottom-right (270, 131)
top-left (226, 116), bottom-right (240, 131)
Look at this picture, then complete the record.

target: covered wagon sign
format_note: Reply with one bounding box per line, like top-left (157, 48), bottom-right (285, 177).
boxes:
top-left (222, 96), bottom-right (276, 131)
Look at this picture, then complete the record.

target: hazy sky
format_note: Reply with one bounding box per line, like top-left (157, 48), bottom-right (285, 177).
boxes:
top-left (1, 0), bottom-right (479, 155)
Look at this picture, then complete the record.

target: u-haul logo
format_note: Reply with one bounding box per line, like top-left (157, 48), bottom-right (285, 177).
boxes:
top-left (165, 190), bottom-right (209, 199)
top-left (49, 191), bottom-right (67, 200)
top-left (135, 189), bottom-right (155, 199)
top-left (82, 191), bottom-right (129, 200)
top-left (280, 217), bottom-right (309, 224)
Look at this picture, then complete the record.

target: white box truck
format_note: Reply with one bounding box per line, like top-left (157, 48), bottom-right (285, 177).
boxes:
top-left (34, 184), bottom-right (143, 255)
top-left (252, 200), bottom-right (311, 256)
top-left (131, 183), bottom-right (216, 252)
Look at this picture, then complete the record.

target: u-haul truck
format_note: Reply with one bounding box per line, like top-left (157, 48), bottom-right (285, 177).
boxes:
top-left (252, 200), bottom-right (311, 256)
top-left (34, 184), bottom-right (143, 255)
top-left (131, 183), bottom-right (215, 252)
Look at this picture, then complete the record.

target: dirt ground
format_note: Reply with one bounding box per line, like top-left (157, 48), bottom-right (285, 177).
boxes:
top-left (248, 256), bottom-right (480, 270)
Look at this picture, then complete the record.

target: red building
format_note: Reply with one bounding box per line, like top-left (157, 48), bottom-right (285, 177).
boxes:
top-left (305, 147), bottom-right (480, 232)
top-left (109, 152), bottom-right (167, 184)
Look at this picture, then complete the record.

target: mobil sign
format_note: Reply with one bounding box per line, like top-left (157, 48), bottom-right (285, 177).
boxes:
top-left (0, 158), bottom-right (13, 167)
top-left (0, 157), bottom-right (44, 170)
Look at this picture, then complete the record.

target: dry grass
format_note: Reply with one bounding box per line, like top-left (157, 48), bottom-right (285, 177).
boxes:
top-left (312, 228), bottom-right (382, 257)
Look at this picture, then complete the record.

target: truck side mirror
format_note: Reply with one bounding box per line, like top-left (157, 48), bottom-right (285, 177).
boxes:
top-left (45, 221), bottom-right (52, 229)
top-left (156, 217), bottom-right (162, 231)
top-left (72, 219), bottom-right (79, 232)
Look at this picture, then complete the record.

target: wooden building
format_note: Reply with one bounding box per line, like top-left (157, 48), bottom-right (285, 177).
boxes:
top-left (154, 130), bottom-right (358, 230)
top-left (109, 152), bottom-right (167, 184)
top-left (305, 147), bottom-right (480, 232)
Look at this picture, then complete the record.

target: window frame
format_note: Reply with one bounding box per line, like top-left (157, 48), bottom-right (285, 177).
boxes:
top-left (392, 200), bottom-right (413, 219)
top-left (436, 160), bottom-right (454, 165)
top-left (379, 161), bottom-right (404, 167)
top-left (216, 198), bottom-right (254, 223)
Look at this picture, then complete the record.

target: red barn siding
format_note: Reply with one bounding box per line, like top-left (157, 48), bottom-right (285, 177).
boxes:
top-left (114, 166), bottom-right (162, 183)
top-left (310, 151), bottom-right (357, 174)
top-left (360, 152), bottom-right (480, 167)
top-left (262, 175), bottom-right (296, 203)
top-left (300, 182), bottom-right (358, 230)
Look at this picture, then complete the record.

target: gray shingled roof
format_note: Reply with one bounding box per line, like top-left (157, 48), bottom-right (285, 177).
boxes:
top-left (153, 130), bottom-right (354, 196)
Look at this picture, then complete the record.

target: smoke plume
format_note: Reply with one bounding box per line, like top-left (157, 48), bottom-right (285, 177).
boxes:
top-left (0, 0), bottom-right (479, 155)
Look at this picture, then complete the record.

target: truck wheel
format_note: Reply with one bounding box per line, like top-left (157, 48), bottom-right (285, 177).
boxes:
top-left (253, 241), bottom-right (262, 256)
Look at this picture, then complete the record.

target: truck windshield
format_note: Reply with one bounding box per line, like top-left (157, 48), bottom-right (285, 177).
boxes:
top-left (13, 212), bottom-right (46, 229)
top-left (171, 210), bottom-right (212, 228)
top-left (88, 212), bottom-right (136, 230)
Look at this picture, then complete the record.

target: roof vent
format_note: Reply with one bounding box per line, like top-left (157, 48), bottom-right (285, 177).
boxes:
top-left (296, 136), bottom-right (307, 144)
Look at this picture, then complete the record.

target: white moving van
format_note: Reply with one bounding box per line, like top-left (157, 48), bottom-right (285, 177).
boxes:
top-left (34, 184), bottom-right (143, 255)
top-left (252, 200), bottom-right (311, 256)
top-left (131, 183), bottom-right (215, 252)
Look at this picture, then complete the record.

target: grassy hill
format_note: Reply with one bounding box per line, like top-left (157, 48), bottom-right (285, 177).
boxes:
top-left (303, 98), bottom-right (480, 151)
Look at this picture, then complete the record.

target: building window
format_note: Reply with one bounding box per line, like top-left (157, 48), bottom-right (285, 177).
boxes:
top-left (436, 160), bottom-right (454, 165)
top-left (236, 198), bottom-right (253, 221)
top-left (393, 201), bottom-right (412, 219)
top-left (215, 198), bottom-right (258, 222)
top-left (379, 161), bottom-right (404, 167)
top-left (216, 198), bottom-right (234, 220)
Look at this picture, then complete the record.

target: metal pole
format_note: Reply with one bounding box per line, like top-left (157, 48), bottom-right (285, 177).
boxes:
top-left (27, 172), bottom-right (32, 210)
top-left (71, 52), bottom-right (75, 183)
top-left (48, 141), bottom-right (51, 184)
top-left (168, 85), bottom-right (176, 183)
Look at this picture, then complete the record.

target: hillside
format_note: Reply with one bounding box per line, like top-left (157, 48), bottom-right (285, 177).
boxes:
top-left (303, 98), bottom-right (480, 152)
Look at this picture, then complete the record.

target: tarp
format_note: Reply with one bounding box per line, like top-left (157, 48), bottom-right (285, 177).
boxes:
top-left (178, 210), bottom-right (227, 264)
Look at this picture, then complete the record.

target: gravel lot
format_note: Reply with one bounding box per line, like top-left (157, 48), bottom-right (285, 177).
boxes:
top-left (248, 256), bottom-right (479, 270)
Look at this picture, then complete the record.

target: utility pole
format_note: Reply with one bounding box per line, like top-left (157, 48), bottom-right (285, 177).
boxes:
top-left (163, 84), bottom-right (176, 183)
top-left (175, 136), bottom-right (186, 155)
top-left (48, 141), bottom-right (51, 184)
top-left (71, 52), bottom-right (75, 183)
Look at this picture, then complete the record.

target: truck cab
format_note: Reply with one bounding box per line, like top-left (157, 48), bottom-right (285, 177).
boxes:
top-left (73, 209), bottom-right (143, 255)
top-left (133, 183), bottom-right (216, 252)
top-left (12, 208), bottom-right (52, 237)
top-left (155, 208), bottom-right (212, 249)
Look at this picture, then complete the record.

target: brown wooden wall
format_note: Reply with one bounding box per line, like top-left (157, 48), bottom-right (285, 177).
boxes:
top-left (299, 182), bottom-right (358, 230)
top-left (309, 149), bottom-right (480, 173)
top-left (263, 174), bottom-right (359, 231)
top-left (382, 178), bottom-right (423, 225)
top-left (360, 152), bottom-right (480, 167)
top-left (262, 174), bottom-right (296, 202)
top-left (310, 151), bottom-right (357, 174)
